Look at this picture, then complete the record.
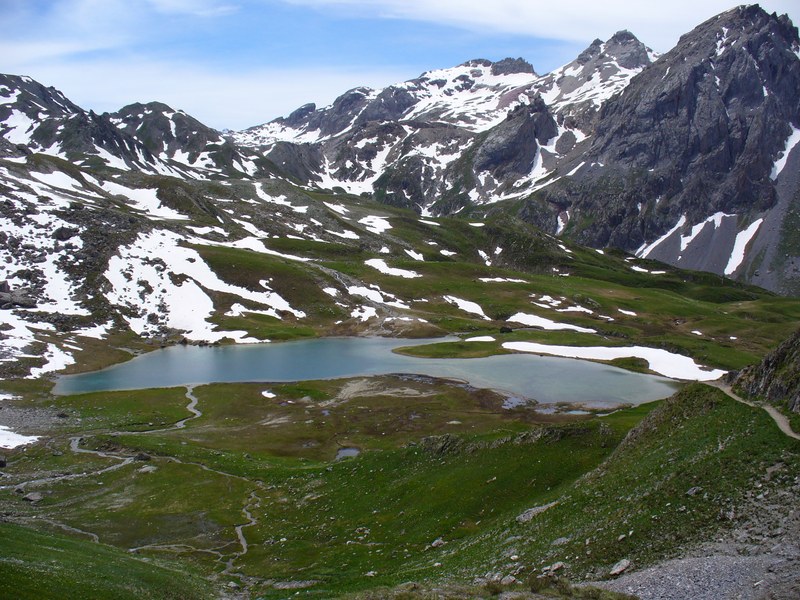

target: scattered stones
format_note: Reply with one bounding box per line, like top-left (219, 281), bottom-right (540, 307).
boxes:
top-left (542, 561), bottom-right (565, 575)
top-left (0, 287), bottom-right (37, 309)
top-left (52, 226), bottom-right (78, 241)
top-left (431, 537), bottom-right (446, 548)
top-left (270, 581), bottom-right (319, 591)
top-left (22, 491), bottom-right (43, 503)
top-left (686, 486), bottom-right (703, 496)
top-left (552, 536), bottom-right (571, 546)
top-left (499, 575), bottom-right (517, 586)
top-left (610, 558), bottom-right (631, 576)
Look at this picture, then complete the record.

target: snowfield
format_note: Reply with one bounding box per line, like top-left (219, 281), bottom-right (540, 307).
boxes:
top-left (507, 312), bottom-right (596, 333)
top-left (503, 341), bottom-right (726, 381)
top-left (105, 230), bottom-right (305, 342)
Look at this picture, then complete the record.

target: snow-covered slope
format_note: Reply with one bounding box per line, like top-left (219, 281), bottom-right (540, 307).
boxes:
top-left (231, 34), bottom-right (655, 211)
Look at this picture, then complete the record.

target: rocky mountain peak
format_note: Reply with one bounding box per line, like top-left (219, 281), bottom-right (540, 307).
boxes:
top-left (528, 4), bottom-right (800, 292)
top-left (576, 39), bottom-right (604, 64)
top-left (575, 30), bottom-right (653, 70)
top-left (0, 74), bottom-right (82, 120)
top-left (490, 57), bottom-right (537, 76)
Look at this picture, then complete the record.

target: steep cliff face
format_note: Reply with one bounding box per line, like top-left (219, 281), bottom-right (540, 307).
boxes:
top-left (531, 5), bottom-right (800, 291)
top-left (733, 328), bottom-right (800, 413)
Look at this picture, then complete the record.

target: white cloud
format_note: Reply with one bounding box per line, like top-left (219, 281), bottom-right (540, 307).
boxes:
top-left (146, 0), bottom-right (240, 17)
top-left (279, 0), bottom-right (800, 52)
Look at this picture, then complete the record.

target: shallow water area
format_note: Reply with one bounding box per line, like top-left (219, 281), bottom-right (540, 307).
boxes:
top-left (55, 337), bottom-right (680, 407)
top-left (335, 447), bottom-right (361, 460)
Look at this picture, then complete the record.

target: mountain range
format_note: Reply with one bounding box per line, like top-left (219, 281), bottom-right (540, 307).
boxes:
top-left (0, 3), bottom-right (799, 377)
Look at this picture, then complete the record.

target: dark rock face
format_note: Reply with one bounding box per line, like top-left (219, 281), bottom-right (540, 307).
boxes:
top-left (266, 142), bottom-right (325, 184)
top-left (474, 98), bottom-right (558, 179)
top-left (532, 5), bottom-right (800, 278)
top-left (491, 58), bottom-right (536, 76)
top-left (734, 328), bottom-right (800, 413)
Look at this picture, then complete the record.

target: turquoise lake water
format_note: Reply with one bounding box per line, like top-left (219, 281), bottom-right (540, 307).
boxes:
top-left (54, 337), bottom-right (680, 407)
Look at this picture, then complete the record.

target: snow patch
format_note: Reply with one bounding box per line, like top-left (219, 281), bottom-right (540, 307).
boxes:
top-left (105, 230), bottom-right (303, 342)
top-left (0, 425), bottom-right (39, 449)
top-left (102, 181), bottom-right (188, 220)
top-left (503, 341), bottom-right (725, 381)
top-left (771, 125), bottom-right (800, 181)
top-left (443, 295), bottom-right (490, 320)
top-left (364, 258), bottom-right (421, 278)
top-left (479, 277), bottom-right (526, 283)
top-left (359, 215), bottom-right (391, 234)
top-left (638, 215), bottom-right (687, 259)
top-left (506, 312), bottom-right (595, 334)
top-left (724, 219), bottom-right (763, 276)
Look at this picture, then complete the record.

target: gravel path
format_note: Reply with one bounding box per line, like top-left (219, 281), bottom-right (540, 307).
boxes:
top-left (595, 459), bottom-right (800, 599)
top-left (709, 381), bottom-right (800, 441)
top-left (599, 552), bottom-right (785, 599)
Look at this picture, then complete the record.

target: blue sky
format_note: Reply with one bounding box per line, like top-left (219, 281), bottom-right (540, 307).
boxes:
top-left (2, 0), bottom-right (798, 130)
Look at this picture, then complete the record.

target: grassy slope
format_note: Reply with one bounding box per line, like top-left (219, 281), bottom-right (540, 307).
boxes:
top-left (0, 522), bottom-right (215, 600)
top-left (2, 379), bottom-right (798, 598)
top-left (4, 182), bottom-right (800, 597)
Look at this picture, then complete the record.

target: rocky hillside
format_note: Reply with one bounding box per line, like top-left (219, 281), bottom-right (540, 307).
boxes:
top-left (3, 8), bottom-right (797, 297)
top-left (733, 327), bottom-right (800, 413)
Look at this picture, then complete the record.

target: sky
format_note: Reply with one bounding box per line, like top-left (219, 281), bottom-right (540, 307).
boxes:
top-left (2, 0), bottom-right (798, 130)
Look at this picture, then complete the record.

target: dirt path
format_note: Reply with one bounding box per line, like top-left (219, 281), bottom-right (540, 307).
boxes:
top-left (709, 380), bottom-right (800, 441)
top-left (6, 384), bottom-right (261, 589)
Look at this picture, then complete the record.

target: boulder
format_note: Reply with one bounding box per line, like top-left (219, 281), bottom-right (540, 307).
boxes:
top-left (610, 558), bottom-right (631, 576)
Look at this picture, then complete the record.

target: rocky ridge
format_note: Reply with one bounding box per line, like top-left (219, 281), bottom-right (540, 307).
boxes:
top-left (733, 327), bottom-right (800, 414)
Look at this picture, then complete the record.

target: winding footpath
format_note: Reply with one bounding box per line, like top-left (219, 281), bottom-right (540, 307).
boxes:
top-left (5, 385), bottom-right (262, 589)
top-left (709, 380), bottom-right (800, 441)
